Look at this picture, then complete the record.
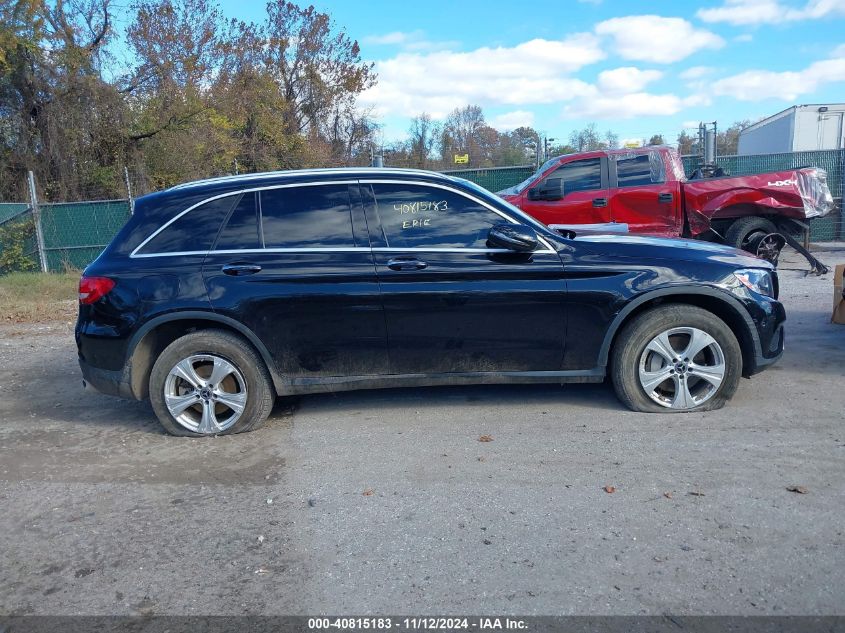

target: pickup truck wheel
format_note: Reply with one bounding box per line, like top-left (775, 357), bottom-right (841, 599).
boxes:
top-left (149, 329), bottom-right (275, 437)
top-left (725, 216), bottom-right (779, 257)
top-left (611, 305), bottom-right (742, 413)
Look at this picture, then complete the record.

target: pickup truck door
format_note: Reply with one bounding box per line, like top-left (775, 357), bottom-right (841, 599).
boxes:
top-left (608, 151), bottom-right (682, 236)
top-left (519, 157), bottom-right (612, 231)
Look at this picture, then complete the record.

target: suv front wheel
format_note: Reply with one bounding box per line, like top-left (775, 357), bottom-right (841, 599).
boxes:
top-left (611, 305), bottom-right (742, 413)
top-left (149, 329), bottom-right (275, 436)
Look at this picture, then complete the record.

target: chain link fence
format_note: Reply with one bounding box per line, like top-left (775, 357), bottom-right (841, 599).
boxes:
top-left (443, 164), bottom-right (536, 193)
top-left (0, 172), bottom-right (132, 273)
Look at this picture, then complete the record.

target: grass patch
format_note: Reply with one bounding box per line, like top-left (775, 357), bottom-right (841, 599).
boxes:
top-left (0, 272), bottom-right (79, 323)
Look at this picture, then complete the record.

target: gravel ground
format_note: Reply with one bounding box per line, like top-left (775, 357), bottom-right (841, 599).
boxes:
top-left (0, 248), bottom-right (844, 616)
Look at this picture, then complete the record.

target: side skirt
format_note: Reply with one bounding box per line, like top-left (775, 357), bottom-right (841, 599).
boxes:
top-left (280, 368), bottom-right (606, 395)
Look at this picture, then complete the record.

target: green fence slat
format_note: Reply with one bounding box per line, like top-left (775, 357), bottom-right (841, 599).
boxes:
top-left (0, 203), bottom-right (30, 225)
top-left (443, 165), bottom-right (536, 193)
top-left (37, 200), bottom-right (131, 271)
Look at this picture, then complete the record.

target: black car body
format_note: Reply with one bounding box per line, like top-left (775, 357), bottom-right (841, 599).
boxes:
top-left (76, 168), bottom-right (785, 436)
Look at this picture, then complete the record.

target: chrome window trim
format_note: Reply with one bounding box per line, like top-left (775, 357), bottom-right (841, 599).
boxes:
top-left (131, 246), bottom-right (556, 258)
top-left (131, 178), bottom-right (559, 258)
top-left (130, 180), bottom-right (360, 258)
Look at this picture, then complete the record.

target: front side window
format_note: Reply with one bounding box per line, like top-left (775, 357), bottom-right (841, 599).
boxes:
top-left (616, 152), bottom-right (665, 187)
top-left (371, 184), bottom-right (505, 249)
top-left (137, 195), bottom-right (236, 254)
top-left (545, 158), bottom-right (602, 195)
top-left (260, 185), bottom-right (354, 248)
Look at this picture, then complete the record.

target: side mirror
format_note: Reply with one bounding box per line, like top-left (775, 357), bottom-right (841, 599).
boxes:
top-left (527, 178), bottom-right (564, 201)
top-left (487, 223), bottom-right (539, 252)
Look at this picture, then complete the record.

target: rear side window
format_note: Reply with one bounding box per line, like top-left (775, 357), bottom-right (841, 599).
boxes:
top-left (216, 192), bottom-right (261, 250)
top-left (137, 196), bottom-right (236, 254)
top-left (261, 185), bottom-right (354, 248)
top-left (547, 158), bottom-right (602, 194)
top-left (616, 153), bottom-right (665, 187)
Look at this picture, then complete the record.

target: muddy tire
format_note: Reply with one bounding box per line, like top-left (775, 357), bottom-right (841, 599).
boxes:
top-left (611, 305), bottom-right (742, 413)
top-left (149, 329), bottom-right (274, 437)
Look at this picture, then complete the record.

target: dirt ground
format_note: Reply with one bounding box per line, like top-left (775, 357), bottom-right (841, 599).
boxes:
top-left (0, 248), bottom-right (844, 616)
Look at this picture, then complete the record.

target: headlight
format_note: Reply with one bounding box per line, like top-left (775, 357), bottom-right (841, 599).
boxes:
top-left (733, 269), bottom-right (774, 298)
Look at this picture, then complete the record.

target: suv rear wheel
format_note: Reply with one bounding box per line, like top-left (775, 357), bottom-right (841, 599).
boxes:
top-left (611, 305), bottom-right (742, 413)
top-left (149, 329), bottom-right (274, 436)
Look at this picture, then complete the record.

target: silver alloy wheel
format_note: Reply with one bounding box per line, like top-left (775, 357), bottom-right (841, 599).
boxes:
top-left (638, 327), bottom-right (726, 410)
top-left (163, 354), bottom-right (247, 434)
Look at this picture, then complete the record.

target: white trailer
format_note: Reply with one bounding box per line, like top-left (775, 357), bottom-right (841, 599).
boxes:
top-left (738, 104), bottom-right (845, 155)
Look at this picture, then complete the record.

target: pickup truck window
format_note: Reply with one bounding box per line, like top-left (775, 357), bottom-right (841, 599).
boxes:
top-left (615, 152), bottom-right (665, 187)
top-left (545, 158), bottom-right (602, 194)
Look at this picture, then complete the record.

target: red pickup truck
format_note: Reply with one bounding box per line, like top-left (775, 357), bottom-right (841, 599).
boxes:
top-left (497, 146), bottom-right (834, 264)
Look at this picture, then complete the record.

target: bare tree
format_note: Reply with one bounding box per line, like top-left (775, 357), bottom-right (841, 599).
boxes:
top-left (407, 113), bottom-right (440, 168)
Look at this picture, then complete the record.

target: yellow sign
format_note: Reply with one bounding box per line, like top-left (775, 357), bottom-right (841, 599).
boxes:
top-left (454, 153), bottom-right (469, 164)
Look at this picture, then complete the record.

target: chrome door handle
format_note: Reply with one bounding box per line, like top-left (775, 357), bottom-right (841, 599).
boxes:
top-left (222, 263), bottom-right (262, 276)
top-left (386, 258), bottom-right (427, 271)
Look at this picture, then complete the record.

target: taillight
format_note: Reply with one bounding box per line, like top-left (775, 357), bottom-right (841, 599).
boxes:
top-left (79, 276), bottom-right (115, 304)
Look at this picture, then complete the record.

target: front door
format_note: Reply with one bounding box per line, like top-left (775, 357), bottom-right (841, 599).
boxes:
top-left (360, 181), bottom-right (567, 375)
top-left (202, 184), bottom-right (388, 380)
top-left (519, 157), bottom-right (611, 230)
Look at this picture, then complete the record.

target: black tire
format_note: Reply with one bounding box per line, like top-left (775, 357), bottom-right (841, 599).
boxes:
top-left (725, 216), bottom-right (778, 252)
top-left (149, 329), bottom-right (275, 437)
top-left (610, 305), bottom-right (742, 413)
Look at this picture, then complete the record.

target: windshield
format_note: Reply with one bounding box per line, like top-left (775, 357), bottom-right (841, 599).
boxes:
top-left (509, 157), bottom-right (561, 194)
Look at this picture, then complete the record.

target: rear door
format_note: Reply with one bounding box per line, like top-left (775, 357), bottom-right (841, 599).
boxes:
top-left (609, 151), bottom-right (682, 236)
top-left (202, 183), bottom-right (388, 380)
top-left (360, 180), bottom-right (566, 375)
top-left (519, 157), bottom-right (611, 230)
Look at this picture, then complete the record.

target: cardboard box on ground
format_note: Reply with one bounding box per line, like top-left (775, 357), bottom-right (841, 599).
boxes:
top-left (833, 264), bottom-right (845, 324)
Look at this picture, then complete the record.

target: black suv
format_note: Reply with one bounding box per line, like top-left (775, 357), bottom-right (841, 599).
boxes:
top-left (76, 168), bottom-right (785, 436)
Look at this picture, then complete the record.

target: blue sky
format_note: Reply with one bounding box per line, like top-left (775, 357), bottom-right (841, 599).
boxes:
top-left (217, 0), bottom-right (845, 145)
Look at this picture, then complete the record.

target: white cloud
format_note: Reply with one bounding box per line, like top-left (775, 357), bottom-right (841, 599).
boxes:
top-left (597, 67), bottom-right (663, 94)
top-left (491, 110), bottom-right (536, 130)
top-left (362, 30), bottom-right (459, 52)
top-left (363, 31), bottom-right (415, 46)
top-left (595, 15), bottom-right (724, 63)
top-left (679, 66), bottom-right (715, 80)
top-left (698, 0), bottom-right (845, 25)
top-left (359, 34), bottom-right (605, 118)
top-left (564, 92), bottom-right (706, 120)
top-left (711, 51), bottom-right (845, 100)
top-left (734, 33), bottom-right (754, 42)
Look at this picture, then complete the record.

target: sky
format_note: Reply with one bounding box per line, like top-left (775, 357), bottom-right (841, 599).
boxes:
top-left (216, 0), bottom-right (845, 145)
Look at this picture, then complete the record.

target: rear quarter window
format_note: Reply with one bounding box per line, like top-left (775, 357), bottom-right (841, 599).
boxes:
top-left (136, 195), bottom-right (237, 254)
